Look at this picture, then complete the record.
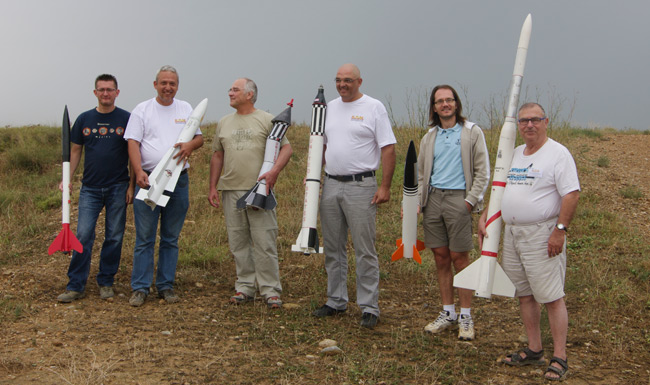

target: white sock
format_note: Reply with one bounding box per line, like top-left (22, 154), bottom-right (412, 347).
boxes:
top-left (460, 308), bottom-right (471, 317)
top-left (443, 305), bottom-right (456, 319)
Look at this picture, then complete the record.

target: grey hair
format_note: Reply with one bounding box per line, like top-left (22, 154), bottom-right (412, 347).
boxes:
top-left (156, 65), bottom-right (178, 83)
top-left (243, 78), bottom-right (258, 104)
top-left (519, 102), bottom-right (546, 115)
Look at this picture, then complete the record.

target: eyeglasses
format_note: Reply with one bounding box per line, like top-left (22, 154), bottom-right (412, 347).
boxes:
top-left (335, 78), bottom-right (358, 84)
top-left (95, 88), bottom-right (116, 93)
top-left (518, 117), bottom-right (546, 125)
top-left (434, 98), bottom-right (455, 106)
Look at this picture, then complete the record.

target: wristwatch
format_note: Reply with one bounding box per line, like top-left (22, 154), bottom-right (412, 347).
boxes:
top-left (556, 223), bottom-right (568, 232)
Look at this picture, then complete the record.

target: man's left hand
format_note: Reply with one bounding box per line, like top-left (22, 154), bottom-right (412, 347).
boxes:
top-left (371, 186), bottom-right (390, 205)
top-left (547, 229), bottom-right (565, 257)
top-left (172, 142), bottom-right (194, 165)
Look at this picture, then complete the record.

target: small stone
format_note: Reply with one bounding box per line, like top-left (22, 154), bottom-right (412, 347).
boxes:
top-left (276, 362), bottom-right (284, 367)
top-left (518, 334), bottom-right (528, 343)
top-left (161, 330), bottom-right (172, 336)
top-left (319, 339), bottom-right (337, 348)
top-left (52, 340), bottom-right (63, 347)
top-left (282, 303), bottom-right (300, 310)
top-left (305, 355), bottom-right (317, 360)
top-left (195, 282), bottom-right (203, 288)
top-left (320, 346), bottom-right (343, 356)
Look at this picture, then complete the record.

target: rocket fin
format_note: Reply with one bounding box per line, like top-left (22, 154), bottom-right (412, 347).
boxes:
top-left (452, 258), bottom-right (482, 291)
top-left (395, 238), bottom-right (402, 247)
top-left (416, 239), bottom-right (425, 251)
top-left (412, 245), bottom-right (422, 264)
top-left (491, 263), bottom-right (516, 297)
top-left (263, 191), bottom-right (277, 210)
top-left (236, 185), bottom-right (257, 209)
top-left (308, 227), bottom-right (319, 253)
top-left (48, 224), bottom-right (83, 255)
top-left (391, 242), bottom-right (404, 261)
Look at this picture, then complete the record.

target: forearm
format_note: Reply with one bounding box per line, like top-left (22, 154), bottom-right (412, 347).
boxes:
top-left (557, 190), bottom-right (580, 226)
top-left (379, 144), bottom-right (396, 189)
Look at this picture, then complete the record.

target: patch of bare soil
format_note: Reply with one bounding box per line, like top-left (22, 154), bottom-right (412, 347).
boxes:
top-left (1, 133), bottom-right (649, 384)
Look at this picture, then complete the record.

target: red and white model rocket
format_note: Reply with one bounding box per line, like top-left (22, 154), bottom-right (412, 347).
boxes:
top-left (453, 14), bottom-right (532, 298)
top-left (136, 98), bottom-right (208, 210)
top-left (292, 87), bottom-right (326, 254)
top-left (237, 100), bottom-right (293, 210)
top-left (48, 106), bottom-right (83, 255)
top-left (392, 140), bottom-right (424, 264)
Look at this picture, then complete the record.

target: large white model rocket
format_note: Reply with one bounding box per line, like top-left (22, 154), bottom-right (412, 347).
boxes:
top-left (237, 100), bottom-right (293, 210)
top-left (292, 86), bottom-right (326, 254)
top-left (49, 106), bottom-right (83, 255)
top-left (136, 98), bottom-right (208, 210)
top-left (391, 140), bottom-right (425, 264)
top-left (453, 14), bottom-right (532, 298)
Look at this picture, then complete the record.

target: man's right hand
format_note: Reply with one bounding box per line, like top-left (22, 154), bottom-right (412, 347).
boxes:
top-left (208, 189), bottom-right (220, 208)
top-left (135, 170), bottom-right (150, 189)
top-left (477, 211), bottom-right (488, 249)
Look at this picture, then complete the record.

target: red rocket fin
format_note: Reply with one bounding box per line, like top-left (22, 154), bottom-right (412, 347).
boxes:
top-left (287, 99), bottom-right (294, 107)
top-left (395, 238), bottom-right (402, 247)
top-left (391, 242), bottom-right (404, 261)
top-left (48, 224), bottom-right (83, 255)
top-left (412, 245), bottom-right (422, 264)
top-left (416, 239), bottom-right (425, 252)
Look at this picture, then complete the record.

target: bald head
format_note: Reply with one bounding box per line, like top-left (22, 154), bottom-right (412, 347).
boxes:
top-left (335, 63), bottom-right (363, 102)
top-left (338, 63), bottom-right (361, 78)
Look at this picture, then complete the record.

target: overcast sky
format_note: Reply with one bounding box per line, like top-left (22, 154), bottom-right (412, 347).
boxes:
top-left (2, 0), bottom-right (648, 130)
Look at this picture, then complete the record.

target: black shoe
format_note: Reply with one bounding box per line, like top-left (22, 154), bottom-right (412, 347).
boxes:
top-left (360, 313), bottom-right (379, 329)
top-left (312, 304), bottom-right (346, 317)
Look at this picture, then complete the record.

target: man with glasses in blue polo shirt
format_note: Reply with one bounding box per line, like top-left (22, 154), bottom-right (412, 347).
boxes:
top-left (418, 85), bottom-right (490, 341)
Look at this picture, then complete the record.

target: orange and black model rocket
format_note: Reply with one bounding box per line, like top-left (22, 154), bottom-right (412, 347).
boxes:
top-left (48, 106), bottom-right (83, 255)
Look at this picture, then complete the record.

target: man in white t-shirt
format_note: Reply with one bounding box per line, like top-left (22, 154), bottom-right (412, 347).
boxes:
top-left (124, 65), bottom-right (204, 307)
top-left (312, 63), bottom-right (396, 329)
top-left (479, 103), bottom-right (579, 381)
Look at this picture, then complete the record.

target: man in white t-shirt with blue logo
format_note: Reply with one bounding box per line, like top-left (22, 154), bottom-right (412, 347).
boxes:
top-left (312, 63), bottom-right (396, 329)
top-left (479, 102), bottom-right (579, 381)
top-left (124, 65), bottom-right (204, 307)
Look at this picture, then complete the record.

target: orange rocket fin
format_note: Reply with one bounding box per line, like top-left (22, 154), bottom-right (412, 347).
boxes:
top-left (412, 245), bottom-right (422, 264)
top-left (391, 241), bottom-right (404, 262)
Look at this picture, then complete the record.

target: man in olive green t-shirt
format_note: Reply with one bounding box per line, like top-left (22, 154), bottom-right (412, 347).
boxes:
top-left (208, 78), bottom-right (292, 309)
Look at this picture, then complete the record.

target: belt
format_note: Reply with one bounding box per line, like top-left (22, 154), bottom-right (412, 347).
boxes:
top-left (325, 170), bottom-right (375, 182)
top-left (144, 169), bottom-right (188, 176)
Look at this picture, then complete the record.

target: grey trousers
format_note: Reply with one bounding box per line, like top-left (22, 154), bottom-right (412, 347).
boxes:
top-left (320, 176), bottom-right (380, 316)
top-left (222, 190), bottom-right (282, 299)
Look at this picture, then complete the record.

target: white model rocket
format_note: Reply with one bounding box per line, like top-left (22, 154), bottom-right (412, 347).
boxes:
top-left (292, 86), bottom-right (326, 254)
top-left (391, 140), bottom-right (424, 264)
top-left (49, 106), bottom-right (83, 255)
top-left (237, 100), bottom-right (293, 210)
top-left (453, 14), bottom-right (532, 298)
top-left (136, 98), bottom-right (208, 210)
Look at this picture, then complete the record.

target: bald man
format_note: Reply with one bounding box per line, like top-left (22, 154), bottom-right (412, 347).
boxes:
top-left (312, 64), bottom-right (396, 329)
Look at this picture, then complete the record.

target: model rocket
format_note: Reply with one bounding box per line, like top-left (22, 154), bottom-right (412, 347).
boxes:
top-left (454, 14), bottom-right (532, 298)
top-left (292, 86), bottom-right (326, 254)
top-left (237, 100), bottom-right (293, 210)
top-left (48, 106), bottom-right (83, 255)
top-left (136, 98), bottom-right (208, 210)
top-left (391, 141), bottom-right (424, 264)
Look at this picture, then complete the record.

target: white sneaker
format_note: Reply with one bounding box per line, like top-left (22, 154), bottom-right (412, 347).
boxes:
top-left (424, 311), bottom-right (458, 333)
top-left (458, 314), bottom-right (475, 341)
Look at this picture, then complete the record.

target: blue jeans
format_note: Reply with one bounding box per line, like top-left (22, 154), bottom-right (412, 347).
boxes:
top-left (131, 173), bottom-right (189, 293)
top-left (66, 182), bottom-right (128, 292)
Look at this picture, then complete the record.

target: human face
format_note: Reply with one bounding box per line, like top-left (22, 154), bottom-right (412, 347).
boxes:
top-left (335, 65), bottom-right (362, 102)
top-left (93, 80), bottom-right (119, 108)
top-left (228, 79), bottom-right (252, 110)
top-left (517, 105), bottom-right (548, 145)
top-left (154, 71), bottom-right (179, 106)
top-left (432, 88), bottom-right (457, 122)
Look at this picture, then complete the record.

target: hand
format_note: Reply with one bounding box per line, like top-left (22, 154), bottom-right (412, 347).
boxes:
top-left (465, 201), bottom-right (473, 213)
top-left (208, 189), bottom-right (220, 208)
top-left (172, 142), bottom-right (193, 165)
top-left (58, 181), bottom-right (71, 192)
top-left (135, 170), bottom-right (150, 189)
top-left (547, 229), bottom-right (566, 257)
top-left (257, 170), bottom-right (279, 195)
top-left (371, 186), bottom-right (390, 205)
top-left (125, 185), bottom-right (135, 204)
top-left (477, 212), bottom-right (488, 249)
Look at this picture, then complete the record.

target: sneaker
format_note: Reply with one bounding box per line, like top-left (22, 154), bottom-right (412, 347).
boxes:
top-left (129, 291), bottom-right (147, 307)
top-left (57, 290), bottom-right (85, 303)
top-left (266, 296), bottom-right (282, 309)
top-left (312, 304), bottom-right (346, 317)
top-left (360, 313), bottom-right (379, 329)
top-left (424, 311), bottom-right (458, 333)
top-left (458, 314), bottom-right (475, 341)
top-left (158, 289), bottom-right (180, 304)
top-left (99, 286), bottom-right (114, 299)
top-left (229, 292), bottom-right (253, 305)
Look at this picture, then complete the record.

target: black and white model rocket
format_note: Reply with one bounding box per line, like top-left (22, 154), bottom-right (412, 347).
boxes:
top-left (48, 106), bottom-right (83, 255)
top-left (237, 100), bottom-right (293, 210)
top-left (292, 87), bottom-right (326, 254)
top-left (392, 141), bottom-right (425, 264)
top-left (136, 98), bottom-right (208, 210)
top-left (453, 14), bottom-right (532, 298)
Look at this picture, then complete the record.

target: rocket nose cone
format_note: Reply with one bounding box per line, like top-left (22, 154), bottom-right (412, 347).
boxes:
top-left (405, 140), bottom-right (417, 164)
top-left (403, 140), bottom-right (418, 188)
top-left (272, 105), bottom-right (292, 125)
top-left (314, 86), bottom-right (326, 105)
